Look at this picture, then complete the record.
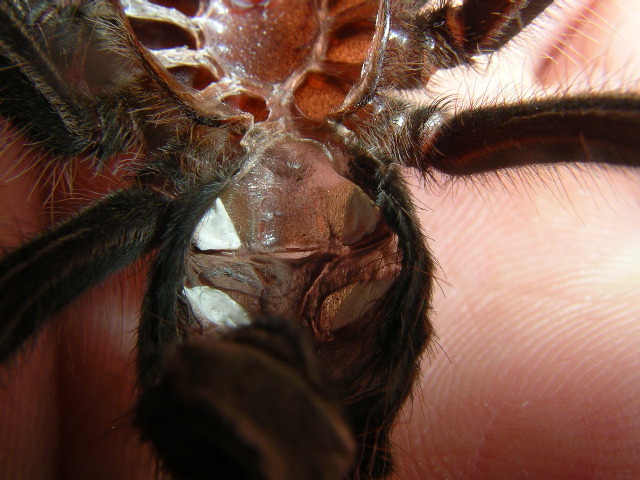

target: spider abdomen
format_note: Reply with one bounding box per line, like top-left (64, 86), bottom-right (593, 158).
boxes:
top-left (182, 134), bottom-right (400, 356)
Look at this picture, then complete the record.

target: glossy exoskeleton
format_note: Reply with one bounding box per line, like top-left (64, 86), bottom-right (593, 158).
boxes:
top-left (0, 0), bottom-right (638, 479)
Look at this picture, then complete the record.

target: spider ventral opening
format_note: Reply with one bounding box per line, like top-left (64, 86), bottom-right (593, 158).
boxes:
top-left (326, 21), bottom-right (376, 64)
top-left (168, 65), bottom-right (218, 91)
top-left (129, 18), bottom-right (198, 50)
top-left (293, 73), bottom-right (352, 122)
top-left (221, 93), bottom-right (269, 122)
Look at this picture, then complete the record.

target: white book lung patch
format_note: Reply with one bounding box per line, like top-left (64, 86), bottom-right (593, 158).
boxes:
top-left (193, 199), bottom-right (241, 251)
top-left (184, 286), bottom-right (250, 328)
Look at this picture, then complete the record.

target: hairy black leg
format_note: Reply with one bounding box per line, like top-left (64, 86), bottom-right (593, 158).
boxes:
top-left (0, 0), bottom-right (247, 161)
top-left (0, 188), bottom-right (170, 363)
top-left (0, 0), bottom-right (145, 158)
top-left (136, 180), bottom-right (227, 387)
top-left (135, 181), bottom-right (356, 480)
top-left (421, 95), bottom-right (640, 176)
top-left (385, 0), bottom-right (554, 88)
top-left (135, 320), bottom-right (356, 480)
top-left (451, 0), bottom-right (555, 55)
top-left (341, 153), bottom-right (433, 479)
top-left (422, 0), bottom-right (555, 65)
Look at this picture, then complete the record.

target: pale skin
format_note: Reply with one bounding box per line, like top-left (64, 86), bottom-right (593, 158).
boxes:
top-left (394, 1), bottom-right (640, 478)
top-left (0, 1), bottom-right (639, 479)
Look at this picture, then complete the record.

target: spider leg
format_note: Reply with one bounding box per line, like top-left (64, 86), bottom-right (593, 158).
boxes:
top-left (135, 319), bottom-right (356, 480)
top-left (367, 0), bottom-right (640, 177)
top-left (0, 0), bottom-right (247, 162)
top-left (131, 181), bottom-right (356, 480)
top-left (379, 0), bottom-right (555, 90)
top-left (447, 0), bottom-right (554, 57)
top-left (421, 95), bottom-right (640, 176)
top-left (136, 181), bottom-right (227, 387)
top-left (0, 0), bottom-right (248, 361)
top-left (0, 188), bottom-right (170, 363)
top-left (340, 153), bottom-right (434, 478)
top-left (0, 0), bottom-right (143, 159)
top-left (380, 0), bottom-right (548, 81)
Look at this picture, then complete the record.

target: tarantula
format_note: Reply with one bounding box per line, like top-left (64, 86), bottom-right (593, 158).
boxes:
top-left (0, 0), bottom-right (639, 479)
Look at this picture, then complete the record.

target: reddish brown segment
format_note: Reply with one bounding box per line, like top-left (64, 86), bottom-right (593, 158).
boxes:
top-left (127, 0), bottom-right (378, 122)
top-left (326, 22), bottom-right (375, 64)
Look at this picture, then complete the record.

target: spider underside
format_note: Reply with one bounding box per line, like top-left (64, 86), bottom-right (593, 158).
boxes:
top-left (0, 0), bottom-right (639, 479)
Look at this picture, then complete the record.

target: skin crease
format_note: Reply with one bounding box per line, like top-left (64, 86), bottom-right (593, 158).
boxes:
top-left (0, 0), bottom-right (638, 479)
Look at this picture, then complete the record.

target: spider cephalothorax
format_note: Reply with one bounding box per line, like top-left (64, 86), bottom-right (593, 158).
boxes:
top-left (0, 0), bottom-right (638, 479)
